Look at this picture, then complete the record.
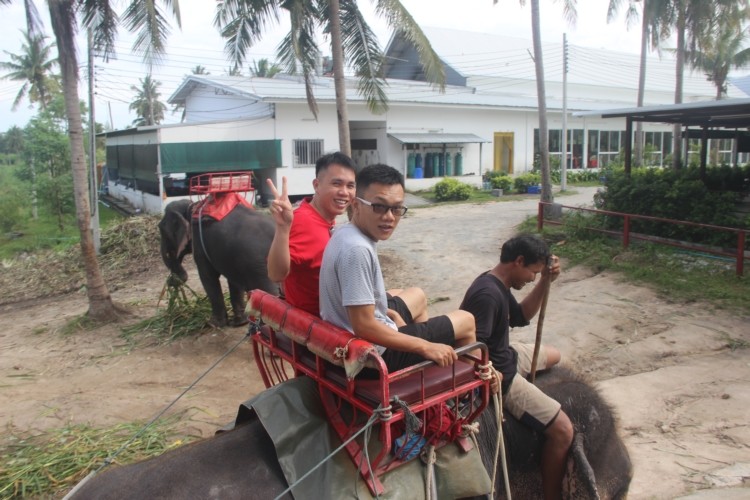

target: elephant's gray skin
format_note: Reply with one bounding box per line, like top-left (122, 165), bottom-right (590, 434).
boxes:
top-left (67, 366), bottom-right (631, 500)
top-left (158, 200), bottom-right (278, 327)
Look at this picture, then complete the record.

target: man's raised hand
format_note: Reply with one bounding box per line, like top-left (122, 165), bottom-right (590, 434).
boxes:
top-left (266, 177), bottom-right (293, 227)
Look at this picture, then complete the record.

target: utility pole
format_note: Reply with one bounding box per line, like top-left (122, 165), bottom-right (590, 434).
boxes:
top-left (88, 27), bottom-right (100, 253)
top-left (561, 33), bottom-right (569, 192)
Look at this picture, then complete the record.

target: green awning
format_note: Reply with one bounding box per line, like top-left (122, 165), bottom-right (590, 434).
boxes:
top-left (160, 139), bottom-right (282, 173)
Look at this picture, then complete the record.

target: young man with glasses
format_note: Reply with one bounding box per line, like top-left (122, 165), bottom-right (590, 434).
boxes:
top-left (266, 153), bottom-right (429, 322)
top-left (319, 164), bottom-right (477, 371)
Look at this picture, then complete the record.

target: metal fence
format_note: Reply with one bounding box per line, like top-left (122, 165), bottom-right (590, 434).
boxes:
top-left (537, 202), bottom-right (749, 276)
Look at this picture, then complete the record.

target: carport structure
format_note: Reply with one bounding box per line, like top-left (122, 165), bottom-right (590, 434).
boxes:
top-left (576, 98), bottom-right (750, 175)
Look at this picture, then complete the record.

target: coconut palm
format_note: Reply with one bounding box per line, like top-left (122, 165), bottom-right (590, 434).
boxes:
top-left (1, 29), bottom-right (59, 110)
top-left (685, 7), bottom-right (750, 99)
top-left (2, 0), bottom-right (182, 322)
top-left (130, 74), bottom-right (167, 126)
top-left (607, 0), bottom-right (673, 167)
top-left (502, 0), bottom-right (577, 205)
top-left (214, 0), bottom-right (445, 156)
top-left (250, 57), bottom-right (282, 77)
top-left (192, 64), bottom-right (210, 75)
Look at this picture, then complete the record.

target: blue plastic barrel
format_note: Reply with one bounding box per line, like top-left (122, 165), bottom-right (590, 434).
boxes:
top-left (454, 152), bottom-right (463, 176)
top-left (414, 166), bottom-right (424, 179)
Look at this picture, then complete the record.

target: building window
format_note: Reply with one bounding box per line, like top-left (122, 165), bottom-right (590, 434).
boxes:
top-left (293, 139), bottom-right (324, 167)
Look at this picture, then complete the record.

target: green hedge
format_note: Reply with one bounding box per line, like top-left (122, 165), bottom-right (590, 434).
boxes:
top-left (514, 172), bottom-right (541, 193)
top-left (597, 166), bottom-right (749, 247)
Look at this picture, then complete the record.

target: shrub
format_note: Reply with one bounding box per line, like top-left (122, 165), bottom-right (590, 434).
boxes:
top-left (514, 172), bottom-right (541, 193)
top-left (434, 178), bottom-right (473, 201)
top-left (597, 166), bottom-right (747, 247)
top-left (484, 171), bottom-right (513, 191)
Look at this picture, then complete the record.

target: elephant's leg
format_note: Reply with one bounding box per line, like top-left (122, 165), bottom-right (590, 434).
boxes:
top-left (228, 281), bottom-right (249, 327)
top-left (195, 255), bottom-right (228, 327)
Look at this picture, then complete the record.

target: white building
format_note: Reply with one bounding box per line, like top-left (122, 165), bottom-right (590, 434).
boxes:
top-left (103, 27), bottom-right (732, 213)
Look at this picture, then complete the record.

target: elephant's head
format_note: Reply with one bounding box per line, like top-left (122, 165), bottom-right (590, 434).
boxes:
top-left (158, 200), bottom-right (193, 283)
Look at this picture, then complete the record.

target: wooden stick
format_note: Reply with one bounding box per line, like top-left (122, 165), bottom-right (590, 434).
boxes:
top-left (529, 279), bottom-right (551, 383)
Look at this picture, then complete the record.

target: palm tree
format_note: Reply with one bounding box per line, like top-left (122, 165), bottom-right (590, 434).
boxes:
top-left (607, 0), bottom-right (673, 167)
top-left (129, 74), bottom-right (166, 126)
top-left (3, 0), bottom-right (182, 322)
top-left (192, 64), bottom-right (210, 75)
top-left (502, 0), bottom-right (577, 205)
top-left (214, 0), bottom-right (445, 156)
top-left (667, 0), bottom-right (747, 169)
top-left (250, 58), bottom-right (282, 78)
top-left (4, 125), bottom-right (24, 154)
top-left (1, 29), bottom-right (59, 110)
top-left (685, 8), bottom-right (750, 99)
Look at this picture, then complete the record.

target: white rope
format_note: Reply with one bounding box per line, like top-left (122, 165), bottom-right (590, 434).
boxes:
top-left (274, 404), bottom-right (390, 500)
top-left (491, 368), bottom-right (512, 500)
top-left (420, 445), bottom-right (438, 500)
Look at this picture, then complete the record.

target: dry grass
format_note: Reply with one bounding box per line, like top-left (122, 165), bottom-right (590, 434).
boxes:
top-left (0, 215), bottom-right (163, 306)
top-left (0, 415), bottom-right (195, 499)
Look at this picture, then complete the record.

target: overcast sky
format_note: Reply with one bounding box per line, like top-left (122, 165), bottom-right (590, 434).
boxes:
top-left (0, 0), bottom-right (693, 132)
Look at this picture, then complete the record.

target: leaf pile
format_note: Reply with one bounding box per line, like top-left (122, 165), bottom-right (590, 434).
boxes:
top-left (122, 279), bottom-right (215, 343)
top-left (0, 416), bottom-right (194, 499)
top-left (0, 215), bottom-right (164, 306)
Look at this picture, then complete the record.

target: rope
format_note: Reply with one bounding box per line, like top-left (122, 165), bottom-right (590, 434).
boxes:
top-left (490, 367), bottom-right (512, 500)
top-left (333, 337), bottom-right (355, 360)
top-left (274, 405), bottom-right (391, 500)
top-left (64, 330), bottom-right (252, 498)
top-left (420, 445), bottom-right (438, 500)
top-left (391, 396), bottom-right (422, 435)
top-left (196, 199), bottom-right (216, 269)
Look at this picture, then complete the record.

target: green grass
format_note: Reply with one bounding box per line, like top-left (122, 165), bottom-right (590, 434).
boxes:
top-left (0, 205), bottom-right (124, 260)
top-left (517, 216), bottom-right (750, 314)
top-left (0, 415), bottom-right (196, 499)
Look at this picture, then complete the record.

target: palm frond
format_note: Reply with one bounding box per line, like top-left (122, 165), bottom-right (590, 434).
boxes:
top-left (79, 0), bottom-right (119, 62)
top-left (122, 0), bottom-right (173, 66)
top-left (339, 0), bottom-right (387, 113)
top-left (279, 0), bottom-right (320, 119)
top-left (373, 0), bottom-right (444, 90)
top-left (214, 0), bottom-right (281, 66)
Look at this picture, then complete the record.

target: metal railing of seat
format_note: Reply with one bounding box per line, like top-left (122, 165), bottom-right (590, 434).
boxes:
top-left (537, 202), bottom-right (750, 276)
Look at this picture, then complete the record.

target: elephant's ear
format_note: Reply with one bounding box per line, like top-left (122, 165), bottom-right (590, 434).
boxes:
top-left (562, 434), bottom-right (600, 500)
top-left (159, 210), bottom-right (191, 258)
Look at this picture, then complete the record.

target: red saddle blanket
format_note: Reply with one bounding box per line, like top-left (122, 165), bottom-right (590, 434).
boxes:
top-left (193, 192), bottom-right (254, 222)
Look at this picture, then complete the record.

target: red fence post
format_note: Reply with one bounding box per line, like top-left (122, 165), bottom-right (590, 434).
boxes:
top-left (538, 202), bottom-right (544, 232)
top-left (738, 231), bottom-right (746, 277)
top-left (623, 215), bottom-right (630, 248)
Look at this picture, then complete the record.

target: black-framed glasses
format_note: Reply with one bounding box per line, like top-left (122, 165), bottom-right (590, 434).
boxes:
top-left (356, 197), bottom-right (408, 217)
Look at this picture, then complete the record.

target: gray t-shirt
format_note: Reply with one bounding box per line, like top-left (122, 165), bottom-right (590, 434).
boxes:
top-left (319, 223), bottom-right (395, 354)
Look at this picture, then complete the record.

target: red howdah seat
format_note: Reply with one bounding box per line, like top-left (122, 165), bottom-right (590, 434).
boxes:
top-left (248, 290), bottom-right (490, 495)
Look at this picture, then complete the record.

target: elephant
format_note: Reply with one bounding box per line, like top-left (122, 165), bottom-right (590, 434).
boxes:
top-left (158, 199), bottom-right (278, 327)
top-left (67, 366), bottom-right (632, 499)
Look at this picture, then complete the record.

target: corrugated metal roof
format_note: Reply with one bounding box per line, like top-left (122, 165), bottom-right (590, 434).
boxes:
top-left (388, 132), bottom-right (489, 144)
top-left (574, 97), bottom-right (750, 128)
top-left (168, 74), bottom-right (629, 113)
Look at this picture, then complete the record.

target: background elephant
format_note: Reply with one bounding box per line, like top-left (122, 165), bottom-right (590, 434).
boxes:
top-left (159, 199), bottom-right (278, 327)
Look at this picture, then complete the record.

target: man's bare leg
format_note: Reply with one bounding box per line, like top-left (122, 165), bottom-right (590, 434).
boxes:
top-left (541, 410), bottom-right (574, 500)
top-left (389, 287), bottom-right (429, 322)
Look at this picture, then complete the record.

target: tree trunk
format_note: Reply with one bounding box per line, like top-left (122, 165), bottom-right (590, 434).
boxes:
top-left (328, 0), bottom-right (351, 158)
top-left (634, 4), bottom-right (649, 168)
top-left (530, 0), bottom-right (553, 204)
top-left (31, 156), bottom-right (38, 219)
top-left (48, 0), bottom-right (116, 321)
top-left (672, 5), bottom-right (685, 171)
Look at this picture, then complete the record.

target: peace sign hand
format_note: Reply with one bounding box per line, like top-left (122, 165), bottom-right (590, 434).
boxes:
top-left (266, 177), bottom-right (293, 228)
